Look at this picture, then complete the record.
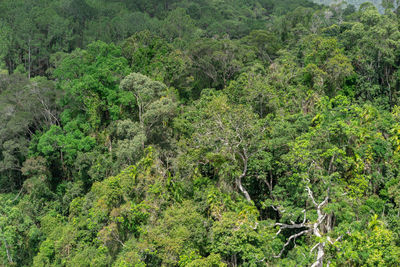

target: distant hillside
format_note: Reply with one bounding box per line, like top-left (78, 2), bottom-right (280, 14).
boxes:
top-left (312, 0), bottom-right (384, 11)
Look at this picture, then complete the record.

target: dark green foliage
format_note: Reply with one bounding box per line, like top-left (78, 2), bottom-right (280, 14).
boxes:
top-left (0, 74), bottom-right (59, 191)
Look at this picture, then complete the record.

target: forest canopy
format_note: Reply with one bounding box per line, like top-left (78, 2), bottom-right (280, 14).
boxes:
top-left (2, 0), bottom-right (400, 266)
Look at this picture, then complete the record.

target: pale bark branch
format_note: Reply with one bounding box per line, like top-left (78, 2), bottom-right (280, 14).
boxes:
top-left (274, 229), bottom-right (311, 258)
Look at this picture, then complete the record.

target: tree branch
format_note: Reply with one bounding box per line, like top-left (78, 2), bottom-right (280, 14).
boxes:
top-left (274, 229), bottom-right (311, 258)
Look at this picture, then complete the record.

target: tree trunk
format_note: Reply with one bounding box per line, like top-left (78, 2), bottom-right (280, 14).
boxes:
top-left (135, 94), bottom-right (145, 150)
top-left (236, 177), bottom-right (251, 202)
top-left (28, 38), bottom-right (31, 79)
top-left (236, 155), bottom-right (251, 202)
top-left (311, 243), bottom-right (325, 267)
top-left (275, 186), bottom-right (336, 265)
top-left (1, 227), bottom-right (13, 264)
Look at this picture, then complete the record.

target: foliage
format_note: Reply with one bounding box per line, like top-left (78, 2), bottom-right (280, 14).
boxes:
top-left (3, 1), bottom-right (400, 266)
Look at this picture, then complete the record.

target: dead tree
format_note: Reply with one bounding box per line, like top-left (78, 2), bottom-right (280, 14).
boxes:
top-left (274, 186), bottom-right (341, 266)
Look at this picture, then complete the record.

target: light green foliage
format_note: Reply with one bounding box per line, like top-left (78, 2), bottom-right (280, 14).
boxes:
top-left (112, 119), bottom-right (146, 167)
top-left (120, 73), bottom-right (167, 126)
top-left (32, 149), bottom-right (165, 266)
top-left (120, 72), bottom-right (178, 149)
top-left (0, 193), bottom-right (47, 266)
top-left (335, 215), bottom-right (400, 266)
top-left (302, 35), bottom-right (354, 93)
top-left (135, 201), bottom-right (208, 266)
top-left (177, 90), bottom-right (265, 201)
top-left (270, 95), bottom-right (396, 265)
top-left (186, 253), bottom-right (227, 267)
top-left (210, 210), bottom-right (276, 266)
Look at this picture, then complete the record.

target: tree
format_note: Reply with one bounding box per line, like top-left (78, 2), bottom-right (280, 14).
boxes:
top-left (177, 91), bottom-right (265, 202)
top-left (241, 30), bottom-right (282, 64)
top-left (273, 96), bottom-right (394, 266)
top-left (0, 74), bottom-right (59, 191)
top-left (53, 41), bottom-right (130, 129)
top-left (159, 8), bottom-right (198, 42)
top-left (120, 72), bottom-right (177, 149)
top-left (335, 215), bottom-right (400, 266)
top-left (340, 4), bottom-right (400, 105)
top-left (301, 35), bottom-right (353, 94)
top-left (188, 38), bottom-right (256, 91)
top-left (120, 73), bottom-right (167, 131)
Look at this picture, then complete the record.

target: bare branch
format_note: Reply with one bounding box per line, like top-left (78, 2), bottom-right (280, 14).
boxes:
top-left (275, 222), bottom-right (308, 230)
top-left (306, 186), bottom-right (318, 207)
top-left (274, 229), bottom-right (311, 258)
top-left (310, 243), bottom-right (319, 254)
top-left (275, 209), bottom-right (308, 236)
top-left (327, 235), bottom-right (342, 245)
